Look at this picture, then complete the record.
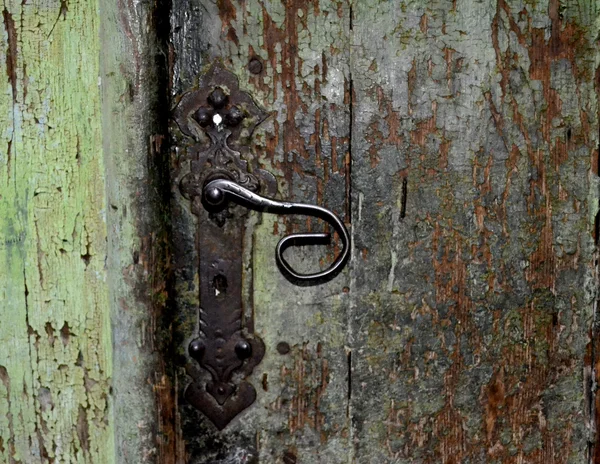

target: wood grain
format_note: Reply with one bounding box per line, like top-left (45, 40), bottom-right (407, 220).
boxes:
top-left (350, 1), bottom-right (599, 462)
top-left (0, 1), bottom-right (113, 462)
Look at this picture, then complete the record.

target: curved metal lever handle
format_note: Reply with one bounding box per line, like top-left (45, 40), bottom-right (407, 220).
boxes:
top-left (203, 178), bottom-right (350, 283)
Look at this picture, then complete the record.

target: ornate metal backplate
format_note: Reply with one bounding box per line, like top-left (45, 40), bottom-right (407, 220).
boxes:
top-left (173, 64), bottom-right (350, 430)
top-left (173, 64), bottom-right (274, 429)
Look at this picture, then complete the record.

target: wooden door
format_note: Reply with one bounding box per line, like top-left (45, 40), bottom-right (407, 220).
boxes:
top-left (1, 1), bottom-right (599, 463)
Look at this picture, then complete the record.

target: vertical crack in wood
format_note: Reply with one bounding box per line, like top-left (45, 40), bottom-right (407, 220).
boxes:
top-left (400, 177), bottom-right (407, 219)
top-left (346, 73), bottom-right (353, 224)
top-left (588, 44), bottom-right (600, 464)
top-left (589, 226), bottom-right (600, 463)
top-left (2, 8), bottom-right (17, 103)
top-left (347, 5), bottom-right (356, 462)
top-left (590, 64), bottom-right (600, 464)
top-left (349, 5), bottom-right (353, 31)
top-left (144, 0), bottom-right (178, 460)
top-left (346, 349), bottom-right (352, 418)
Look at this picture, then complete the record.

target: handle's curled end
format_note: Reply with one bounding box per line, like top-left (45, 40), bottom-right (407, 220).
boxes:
top-left (203, 178), bottom-right (350, 285)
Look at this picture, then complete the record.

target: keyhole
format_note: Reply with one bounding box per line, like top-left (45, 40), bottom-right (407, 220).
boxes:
top-left (213, 274), bottom-right (228, 296)
top-left (213, 114), bottom-right (223, 127)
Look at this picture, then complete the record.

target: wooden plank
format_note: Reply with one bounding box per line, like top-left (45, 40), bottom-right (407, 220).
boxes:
top-left (169, 0), bottom-right (353, 461)
top-left (349, 0), bottom-right (599, 462)
top-left (98, 1), bottom-right (172, 463)
top-left (0, 1), bottom-right (113, 462)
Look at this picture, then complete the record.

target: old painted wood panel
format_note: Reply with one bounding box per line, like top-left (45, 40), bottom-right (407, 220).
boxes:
top-left (0, 1), bottom-right (114, 462)
top-left (169, 1), bottom-right (352, 462)
top-left (2, 0), bottom-right (598, 463)
top-left (99, 0), bottom-right (172, 462)
top-left (167, 1), bottom-right (600, 463)
top-left (350, 1), bottom-right (599, 463)
top-left (0, 1), bottom-right (172, 462)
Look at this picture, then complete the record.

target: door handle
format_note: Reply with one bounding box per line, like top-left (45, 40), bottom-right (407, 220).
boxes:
top-left (203, 178), bottom-right (350, 283)
top-left (173, 64), bottom-right (350, 429)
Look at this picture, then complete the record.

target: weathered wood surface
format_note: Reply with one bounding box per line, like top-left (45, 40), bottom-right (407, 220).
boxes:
top-left (170, 1), bottom-right (352, 462)
top-left (350, 1), bottom-right (599, 463)
top-left (0, 1), bottom-right (114, 462)
top-left (169, 0), bottom-right (600, 463)
top-left (2, 0), bottom-right (598, 463)
top-left (0, 0), bottom-right (172, 462)
top-left (99, 0), bottom-right (171, 463)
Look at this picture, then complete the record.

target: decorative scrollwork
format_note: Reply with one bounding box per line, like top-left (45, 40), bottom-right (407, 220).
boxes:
top-left (173, 64), bottom-right (273, 429)
top-left (174, 63), bottom-right (276, 224)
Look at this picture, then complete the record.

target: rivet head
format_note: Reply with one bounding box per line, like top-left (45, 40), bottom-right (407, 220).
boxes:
top-left (194, 107), bottom-right (213, 127)
top-left (276, 341), bottom-right (291, 355)
top-left (225, 106), bottom-right (244, 126)
top-left (235, 340), bottom-right (252, 359)
top-left (189, 340), bottom-right (205, 360)
top-left (248, 58), bottom-right (263, 74)
top-left (208, 87), bottom-right (228, 109)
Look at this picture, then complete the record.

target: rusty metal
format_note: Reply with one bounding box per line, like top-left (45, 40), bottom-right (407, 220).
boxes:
top-left (175, 64), bottom-right (277, 225)
top-left (248, 57), bottom-right (263, 75)
top-left (173, 64), bottom-right (350, 429)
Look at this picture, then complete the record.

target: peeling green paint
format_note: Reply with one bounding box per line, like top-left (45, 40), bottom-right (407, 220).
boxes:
top-left (0, 1), bottom-right (113, 462)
